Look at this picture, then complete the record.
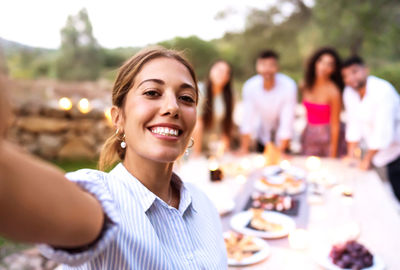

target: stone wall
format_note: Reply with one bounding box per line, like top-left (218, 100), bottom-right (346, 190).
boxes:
top-left (8, 104), bottom-right (113, 161)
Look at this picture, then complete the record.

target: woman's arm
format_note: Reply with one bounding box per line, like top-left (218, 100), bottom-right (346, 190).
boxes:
top-left (192, 118), bottom-right (204, 156)
top-left (329, 87), bottom-right (341, 157)
top-left (0, 142), bottom-right (104, 248)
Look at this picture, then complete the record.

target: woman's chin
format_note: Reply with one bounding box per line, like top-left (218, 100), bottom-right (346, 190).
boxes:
top-left (149, 150), bottom-right (183, 163)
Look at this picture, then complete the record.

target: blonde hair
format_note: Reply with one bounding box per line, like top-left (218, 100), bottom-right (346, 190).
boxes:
top-left (98, 47), bottom-right (199, 171)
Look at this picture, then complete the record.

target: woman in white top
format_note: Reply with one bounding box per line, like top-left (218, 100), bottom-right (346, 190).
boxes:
top-left (0, 48), bottom-right (227, 269)
top-left (193, 60), bottom-right (235, 156)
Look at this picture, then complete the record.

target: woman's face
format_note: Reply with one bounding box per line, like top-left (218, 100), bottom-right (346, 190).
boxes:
top-left (209, 61), bottom-right (231, 89)
top-left (315, 53), bottom-right (336, 79)
top-left (114, 57), bottom-right (197, 163)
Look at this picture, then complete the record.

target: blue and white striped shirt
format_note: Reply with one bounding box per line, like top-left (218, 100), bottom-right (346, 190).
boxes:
top-left (39, 163), bottom-right (227, 269)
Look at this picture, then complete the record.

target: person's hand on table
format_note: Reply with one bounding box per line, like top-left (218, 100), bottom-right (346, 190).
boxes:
top-left (342, 155), bottom-right (359, 167)
top-left (359, 158), bottom-right (372, 171)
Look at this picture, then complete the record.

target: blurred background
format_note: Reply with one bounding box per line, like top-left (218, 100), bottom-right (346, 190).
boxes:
top-left (1, 0), bottom-right (399, 164)
top-left (0, 0), bottom-right (399, 268)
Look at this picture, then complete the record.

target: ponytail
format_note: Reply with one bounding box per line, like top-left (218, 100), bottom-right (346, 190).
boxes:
top-left (98, 132), bottom-right (126, 171)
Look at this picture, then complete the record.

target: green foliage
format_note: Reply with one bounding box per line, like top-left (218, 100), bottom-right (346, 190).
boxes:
top-left (2, 0), bottom-right (400, 90)
top-left (52, 159), bottom-right (98, 172)
top-left (6, 49), bottom-right (56, 79)
top-left (158, 36), bottom-right (219, 80)
top-left (372, 62), bottom-right (400, 92)
top-left (56, 9), bottom-right (102, 81)
top-left (0, 46), bottom-right (7, 75)
top-left (101, 47), bottom-right (141, 68)
top-left (313, 0), bottom-right (400, 56)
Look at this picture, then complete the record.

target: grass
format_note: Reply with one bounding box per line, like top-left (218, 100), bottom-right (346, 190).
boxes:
top-left (52, 159), bottom-right (98, 172)
top-left (0, 237), bottom-right (30, 262)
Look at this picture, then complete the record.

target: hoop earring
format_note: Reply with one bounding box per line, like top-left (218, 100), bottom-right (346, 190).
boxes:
top-left (120, 134), bottom-right (126, 149)
top-left (185, 138), bottom-right (194, 155)
top-left (188, 137), bottom-right (194, 148)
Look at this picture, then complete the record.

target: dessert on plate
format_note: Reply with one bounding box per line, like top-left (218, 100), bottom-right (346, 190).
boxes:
top-left (249, 208), bottom-right (283, 232)
top-left (224, 231), bottom-right (262, 261)
top-left (329, 240), bottom-right (374, 270)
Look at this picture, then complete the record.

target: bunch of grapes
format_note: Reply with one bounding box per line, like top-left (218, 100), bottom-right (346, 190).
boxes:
top-left (329, 240), bottom-right (373, 269)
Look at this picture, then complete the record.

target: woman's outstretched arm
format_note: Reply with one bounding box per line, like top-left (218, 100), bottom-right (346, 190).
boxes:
top-left (0, 141), bottom-right (104, 248)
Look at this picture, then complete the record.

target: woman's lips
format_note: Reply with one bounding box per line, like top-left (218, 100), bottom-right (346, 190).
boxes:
top-left (148, 125), bottom-right (183, 141)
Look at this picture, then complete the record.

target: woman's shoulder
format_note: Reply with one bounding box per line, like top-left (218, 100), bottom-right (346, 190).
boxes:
top-left (65, 168), bottom-right (108, 183)
top-left (326, 82), bottom-right (341, 99)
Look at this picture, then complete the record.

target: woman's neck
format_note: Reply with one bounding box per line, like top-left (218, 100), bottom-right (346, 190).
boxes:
top-left (314, 76), bottom-right (330, 87)
top-left (123, 152), bottom-right (174, 203)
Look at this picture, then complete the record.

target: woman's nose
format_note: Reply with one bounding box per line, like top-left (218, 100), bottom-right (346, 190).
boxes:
top-left (161, 92), bottom-right (179, 118)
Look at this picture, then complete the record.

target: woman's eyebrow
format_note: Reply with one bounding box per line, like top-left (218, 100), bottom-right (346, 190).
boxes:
top-left (180, 83), bottom-right (196, 91)
top-left (138, 79), bottom-right (195, 92)
top-left (138, 78), bottom-right (164, 87)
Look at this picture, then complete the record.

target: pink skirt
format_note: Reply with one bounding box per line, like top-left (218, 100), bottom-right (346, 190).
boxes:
top-left (301, 123), bottom-right (347, 157)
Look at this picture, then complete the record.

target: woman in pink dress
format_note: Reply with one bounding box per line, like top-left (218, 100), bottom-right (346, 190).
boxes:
top-left (301, 47), bottom-right (346, 157)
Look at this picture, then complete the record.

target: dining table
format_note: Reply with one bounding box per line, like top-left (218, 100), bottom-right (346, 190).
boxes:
top-left (176, 154), bottom-right (400, 270)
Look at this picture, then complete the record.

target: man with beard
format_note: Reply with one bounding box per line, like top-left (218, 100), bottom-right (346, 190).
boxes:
top-left (342, 56), bottom-right (400, 201)
top-left (239, 50), bottom-right (297, 154)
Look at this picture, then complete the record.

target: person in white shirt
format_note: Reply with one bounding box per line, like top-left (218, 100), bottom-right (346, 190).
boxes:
top-left (342, 56), bottom-right (400, 201)
top-left (239, 50), bottom-right (297, 154)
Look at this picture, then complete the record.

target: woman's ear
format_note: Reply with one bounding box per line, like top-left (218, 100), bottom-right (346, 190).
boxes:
top-left (111, 106), bottom-right (124, 130)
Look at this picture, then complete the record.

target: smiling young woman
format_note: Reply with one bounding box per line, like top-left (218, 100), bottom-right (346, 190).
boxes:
top-left (0, 47), bottom-right (228, 269)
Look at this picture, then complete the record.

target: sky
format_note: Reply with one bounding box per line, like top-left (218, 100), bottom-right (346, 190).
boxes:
top-left (0, 0), bottom-right (276, 49)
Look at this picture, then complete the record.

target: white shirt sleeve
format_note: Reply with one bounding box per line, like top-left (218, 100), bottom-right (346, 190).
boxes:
top-left (344, 89), bottom-right (361, 142)
top-left (240, 81), bottom-right (259, 138)
top-left (366, 92), bottom-right (396, 150)
top-left (276, 82), bottom-right (296, 140)
top-left (38, 169), bottom-right (120, 266)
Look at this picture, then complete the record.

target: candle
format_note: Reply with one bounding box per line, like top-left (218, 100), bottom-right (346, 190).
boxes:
top-left (208, 158), bottom-right (223, 181)
top-left (306, 156), bottom-right (321, 171)
top-left (78, 98), bottom-right (92, 114)
top-left (240, 157), bottom-right (251, 171)
top-left (58, 97), bottom-right (72, 111)
top-left (280, 159), bottom-right (291, 171)
top-left (104, 107), bottom-right (112, 124)
top-left (254, 155), bottom-right (266, 168)
top-left (235, 174), bottom-right (246, 184)
top-left (289, 229), bottom-right (309, 250)
top-left (208, 159), bottom-right (219, 171)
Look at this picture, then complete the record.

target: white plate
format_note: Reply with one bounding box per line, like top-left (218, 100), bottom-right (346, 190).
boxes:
top-left (262, 165), bottom-right (306, 179)
top-left (230, 210), bottom-right (296, 239)
top-left (314, 247), bottom-right (385, 270)
top-left (224, 232), bottom-right (271, 266)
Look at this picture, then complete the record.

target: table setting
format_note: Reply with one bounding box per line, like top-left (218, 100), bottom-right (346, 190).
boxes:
top-left (175, 152), bottom-right (400, 269)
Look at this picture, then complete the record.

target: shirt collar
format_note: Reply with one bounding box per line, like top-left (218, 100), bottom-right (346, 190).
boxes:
top-left (172, 173), bottom-right (198, 214)
top-left (110, 163), bottom-right (196, 214)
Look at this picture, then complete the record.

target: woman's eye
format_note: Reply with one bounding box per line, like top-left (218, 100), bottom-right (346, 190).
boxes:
top-left (144, 90), bottom-right (160, 97)
top-left (180, 95), bottom-right (195, 103)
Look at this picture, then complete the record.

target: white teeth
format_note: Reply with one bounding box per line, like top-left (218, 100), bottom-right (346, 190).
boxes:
top-left (151, 127), bottom-right (179, 137)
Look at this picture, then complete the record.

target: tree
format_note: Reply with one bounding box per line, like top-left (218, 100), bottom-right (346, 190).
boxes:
top-left (158, 36), bottom-right (219, 80)
top-left (312, 0), bottom-right (400, 56)
top-left (56, 9), bottom-right (102, 81)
